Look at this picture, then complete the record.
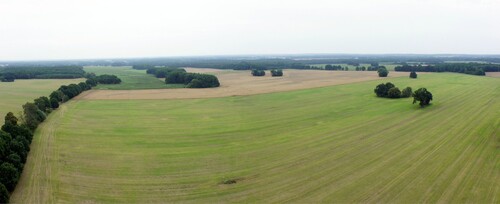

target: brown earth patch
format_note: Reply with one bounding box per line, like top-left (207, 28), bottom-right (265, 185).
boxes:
top-left (77, 68), bottom-right (412, 100)
top-left (485, 72), bottom-right (500, 78)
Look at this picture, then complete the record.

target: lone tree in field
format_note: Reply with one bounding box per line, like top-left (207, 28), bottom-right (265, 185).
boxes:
top-left (270, 69), bottom-right (283, 77)
top-left (387, 87), bottom-right (402, 98)
top-left (412, 88), bottom-right (433, 107)
top-left (410, 71), bottom-right (417, 78)
top-left (251, 69), bottom-right (265, 76)
top-left (378, 67), bottom-right (389, 77)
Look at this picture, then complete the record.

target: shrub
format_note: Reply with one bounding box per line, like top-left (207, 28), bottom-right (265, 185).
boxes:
top-left (251, 69), bottom-right (265, 76)
top-left (410, 71), bottom-right (417, 78)
top-left (378, 68), bottom-right (389, 77)
top-left (401, 87), bottom-right (412, 98)
top-left (412, 88), bottom-right (433, 107)
top-left (270, 69), bottom-right (283, 77)
top-left (387, 87), bottom-right (401, 98)
top-left (374, 83), bottom-right (389, 97)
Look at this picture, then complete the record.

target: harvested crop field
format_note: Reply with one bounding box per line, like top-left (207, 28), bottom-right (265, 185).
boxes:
top-left (77, 68), bottom-right (411, 100)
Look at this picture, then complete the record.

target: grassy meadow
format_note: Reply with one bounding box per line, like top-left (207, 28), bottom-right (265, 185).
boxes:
top-left (0, 79), bottom-right (83, 123)
top-left (12, 73), bottom-right (499, 203)
top-left (84, 66), bottom-right (184, 90)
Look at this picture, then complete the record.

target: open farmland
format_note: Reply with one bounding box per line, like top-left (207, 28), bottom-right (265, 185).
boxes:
top-left (83, 66), bottom-right (184, 90)
top-left (78, 68), bottom-right (410, 100)
top-left (0, 78), bottom-right (83, 123)
top-left (12, 73), bottom-right (499, 203)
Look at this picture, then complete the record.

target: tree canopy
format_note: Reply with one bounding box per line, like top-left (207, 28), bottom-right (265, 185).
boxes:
top-left (412, 88), bottom-right (433, 107)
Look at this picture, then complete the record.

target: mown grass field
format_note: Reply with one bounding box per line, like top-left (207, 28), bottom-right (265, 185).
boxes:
top-left (0, 79), bottom-right (83, 123)
top-left (12, 73), bottom-right (499, 203)
top-left (84, 66), bottom-right (184, 90)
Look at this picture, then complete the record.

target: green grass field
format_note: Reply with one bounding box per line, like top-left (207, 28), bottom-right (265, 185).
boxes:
top-left (12, 73), bottom-right (499, 203)
top-left (84, 66), bottom-right (185, 90)
top-left (0, 79), bottom-right (83, 123)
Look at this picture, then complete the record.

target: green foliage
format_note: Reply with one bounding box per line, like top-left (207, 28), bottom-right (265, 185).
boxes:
top-left (410, 71), bottom-right (417, 78)
top-left (412, 88), bottom-right (433, 107)
top-left (401, 87), bottom-right (412, 98)
top-left (85, 78), bottom-right (97, 87)
top-left (0, 66), bottom-right (85, 80)
top-left (324, 64), bottom-right (342, 70)
top-left (0, 183), bottom-right (8, 204)
top-left (146, 67), bottom-right (186, 78)
top-left (22, 102), bottom-right (45, 130)
top-left (378, 67), bottom-right (389, 77)
top-left (165, 72), bottom-right (220, 88)
top-left (387, 87), bottom-right (402, 98)
top-left (95, 75), bottom-right (121, 84)
top-left (395, 63), bottom-right (499, 75)
top-left (0, 162), bottom-right (19, 191)
top-left (6, 153), bottom-right (23, 171)
top-left (49, 90), bottom-right (65, 102)
top-left (132, 64), bottom-right (155, 70)
top-left (34, 96), bottom-right (51, 113)
top-left (50, 98), bottom-right (59, 109)
top-left (251, 69), bottom-right (265, 76)
top-left (270, 69), bottom-right (283, 77)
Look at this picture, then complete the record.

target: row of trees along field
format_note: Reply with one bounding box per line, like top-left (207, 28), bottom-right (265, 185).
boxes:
top-left (0, 72), bottom-right (121, 202)
top-left (394, 63), bottom-right (500, 75)
top-left (0, 66), bottom-right (85, 82)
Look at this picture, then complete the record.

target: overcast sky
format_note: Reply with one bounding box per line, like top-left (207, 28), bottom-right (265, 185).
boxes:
top-left (1, 0), bottom-right (499, 60)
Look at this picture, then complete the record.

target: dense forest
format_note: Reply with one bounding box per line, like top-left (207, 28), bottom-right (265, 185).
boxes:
top-left (394, 63), bottom-right (500, 75)
top-left (0, 66), bottom-right (85, 82)
top-left (164, 71), bottom-right (220, 88)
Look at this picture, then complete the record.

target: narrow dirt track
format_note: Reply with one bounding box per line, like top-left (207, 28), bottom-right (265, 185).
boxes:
top-left (77, 69), bottom-right (411, 100)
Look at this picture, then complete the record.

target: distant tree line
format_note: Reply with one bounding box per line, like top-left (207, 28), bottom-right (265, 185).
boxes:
top-left (165, 71), bottom-right (220, 88)
top-left (0, 66), bottom-right (85, 82)
top-left (132, 64), bottom-right (156, 70)
top-left (394, 63), bottom-right (500, 75)
top-left (0, 77), bottom-right (99, 202)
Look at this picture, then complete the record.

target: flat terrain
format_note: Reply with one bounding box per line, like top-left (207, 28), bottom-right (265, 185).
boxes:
top-left (78, 68), bottom-right (410, 100)
top-left (84, 66), bottom-right (185, 90)
top-left (12, 73), bottom-right (499, 203)
top-left (0, 78), bottom-right (83, 123)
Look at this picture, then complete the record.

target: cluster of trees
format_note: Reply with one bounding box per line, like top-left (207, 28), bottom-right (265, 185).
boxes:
top-left (355, 66), bottom-right (367, 71)
top-left (374, 82), bottom-right (433, 107)
top-left (374, 83), bottom-right (412, 99)
top-left (84, 73), bottom-right (121, 84)
top-left (0, 66), bottom-right (85, 82)
top-left (251, 69), bottom-right (266, 76)
top-left (146, 67), bottom-right (186, 78)
top-left (0, 78), bottom-right (98, 202)
top-left (165, 71), bottom-right (220, 88)
top-left (394, 63), bottom-right (500, 75)
top-left (270, 69), bottom-right (283, 77)
top-left (378, 67), bottom-right (389, 77)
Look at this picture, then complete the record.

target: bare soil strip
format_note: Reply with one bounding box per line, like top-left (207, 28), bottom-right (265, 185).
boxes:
top-left (77, 69), bottom-right (411, 100)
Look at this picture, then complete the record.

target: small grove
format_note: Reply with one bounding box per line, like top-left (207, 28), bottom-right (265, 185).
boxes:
top-left (143, 67), bottom-right (220, 88)
top-left (0, 73), bottom-right (121, 202)
top-left (251, 69), bottom-right (284, 77)
top-left (374, 82), bottom-right (433, 107)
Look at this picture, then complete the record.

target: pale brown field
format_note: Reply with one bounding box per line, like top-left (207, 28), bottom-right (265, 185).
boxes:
top-left (486, 72), bottom-right (500, 77)
top-left (77, 68), bottom-right (411, 100)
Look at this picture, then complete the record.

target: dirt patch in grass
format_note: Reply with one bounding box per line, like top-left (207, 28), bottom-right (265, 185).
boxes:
top-left (77, 68), bottom-right (412, 100)
top-left (485, 72), bottom-right (500, 78)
